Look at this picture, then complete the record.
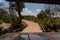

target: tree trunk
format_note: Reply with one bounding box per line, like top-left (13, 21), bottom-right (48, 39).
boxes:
top-left (18, 11), bottom-right (22, 23)
top-left (17, 2), bottom-right (22, 24)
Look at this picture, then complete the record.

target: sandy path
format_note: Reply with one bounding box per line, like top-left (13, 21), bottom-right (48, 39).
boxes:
top-left (21, 20), bottom-right (43, 33)
top-left (0, 23), bottom-right (11, 30)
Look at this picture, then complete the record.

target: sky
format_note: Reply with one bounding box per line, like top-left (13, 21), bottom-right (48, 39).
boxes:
top-left (0, 0), bottom-right (46, 16)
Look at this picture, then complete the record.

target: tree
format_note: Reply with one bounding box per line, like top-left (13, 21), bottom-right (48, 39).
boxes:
top-left (45, 4), bottom-right (60, 18)
top-left (9, 2), bottom-right (25, 24)
top-left (0, 8), bottom-right (8, 19)
top-left (5, 1), bottom-right (25, 31)
top-left (37, 10), bottom-right (48, 20)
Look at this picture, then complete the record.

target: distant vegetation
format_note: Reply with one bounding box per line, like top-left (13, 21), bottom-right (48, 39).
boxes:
top-left (37, 5), bottom-right (60, 32)
top-left (22, 15), bottom-right (39, 23)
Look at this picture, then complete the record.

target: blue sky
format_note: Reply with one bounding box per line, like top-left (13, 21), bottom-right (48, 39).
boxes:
top-left (22, 3), bottom-right (46, 16)
top-left (0, 0), bottom-right (46, 16)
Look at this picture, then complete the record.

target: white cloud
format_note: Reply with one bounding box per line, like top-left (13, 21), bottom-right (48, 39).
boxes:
top-left (36, 9), bottom-right (41, 12)
top-left (21, 8), bottom-right (41, 16)
top-left (35, 9), bottom-right (41, 16)
top-left (21, 8), bottom-right (34, 16)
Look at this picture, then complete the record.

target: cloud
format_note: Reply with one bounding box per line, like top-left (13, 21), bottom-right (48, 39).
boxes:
top-left (35, 9), bottom-right (41, 16)
top-left (36, 9), bottom-right (41, 13)
top-left (21, 8), bottom-right (41, 16)
top-left (21, 8), bottom-right (34, 16)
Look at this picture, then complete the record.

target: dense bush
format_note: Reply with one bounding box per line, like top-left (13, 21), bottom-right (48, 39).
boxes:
top-left (7, 21), bottom-right (27, 32)
top-left (38, 17), bottom-right (60, 32)
top-left (3, 16), bottom-right (27, 32)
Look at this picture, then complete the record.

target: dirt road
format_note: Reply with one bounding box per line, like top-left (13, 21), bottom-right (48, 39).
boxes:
top-left (0, 23), bottom-right (11, 30)
top-left (21, 20), bottom-right (43, 33)
top-left (0, 20), bottom-right (42, 33)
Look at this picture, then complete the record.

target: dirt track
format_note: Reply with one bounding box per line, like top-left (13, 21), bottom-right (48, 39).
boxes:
top-left (0, 23), bottom-right (11, 30)
top-left (21, 20), bottom-right (43, 33)
top-left (0, 20), bottom-right (43, 33)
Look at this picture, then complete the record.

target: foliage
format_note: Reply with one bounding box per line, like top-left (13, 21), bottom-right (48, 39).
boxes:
top-left (0, 1), bottom-right (26, 36)
top-left (0, 26), bottom-right (4, 36)
top-left (22, 15), bottom-right (38, 23)
top-left (2, 14), bottom-right (27, 32)
top-left (0, 8), bottom-right (10, 23)
top-left (3, 17), bottom-right (10, 23)
top-left (37, 9), bottom-right (60, 32)
top-left (37, 10), bottom-right (48, 20)
top-left (0, 19), bottom-right (3, 24)
top-left (8, 21), bottom-right (27, 32)
top-left (9, 2), bottom-right (25, 12)
top-left (0, 8), bottom-right (8, 19)
top-left (9, 2), bottom-right (25, 23)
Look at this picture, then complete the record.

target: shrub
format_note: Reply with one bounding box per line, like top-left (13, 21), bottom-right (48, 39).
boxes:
top-left (38, 18), bottom-right (59, 32)
top-left (22, 16), bottom-right (38, 23)
top-left (7, 19), bottom-right (27, 32)
top-left (0, 19), bottom-right (3, 24)
top-left (3, 18), bottom-right (10, 23)
top-left (0, 26), bottom-right (4, 36)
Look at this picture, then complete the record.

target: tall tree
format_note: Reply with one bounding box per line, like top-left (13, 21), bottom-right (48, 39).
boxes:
top-left (9, 2), bottom-right (25, 24)
top-left (37, 10), bottom-right (47, 20)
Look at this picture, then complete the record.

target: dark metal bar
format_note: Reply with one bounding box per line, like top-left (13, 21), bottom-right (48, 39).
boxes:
top-left (28, 34), bottom-right (30, 40)
top-left (6, 0), bottom-right (60, 5)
